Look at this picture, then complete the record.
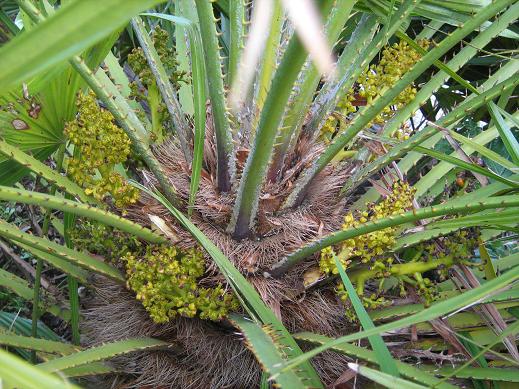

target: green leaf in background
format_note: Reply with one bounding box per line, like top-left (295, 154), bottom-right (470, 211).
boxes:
top-left (347, 363), bottom-right (428, 389)
top-left (333, 254), bottom-right (400, 377)
top-left (0, 269), bottom-right (67, 319)
top-left (295, 332), bottom-right (456, 389)
top-left (37, 338), bottom-right (168, 373)
top-left (0, 0), bottom-right (165, 93)
top-left (488, 102), bottom-right (519, 166)
top-left (0, 348), bottom-right (81, 389)
top-left (414, 146), bottom-right (519, 187)
top-left (447, 129), bottom-right (517, 173)
top-left (60, 362), bottom-right (117, 378)
top-left (0, 332), bottom-right (79, 355)
top-left (0, 310), bottom-right (67, 360)
top-left (0, 312), bottom-right (63, 342)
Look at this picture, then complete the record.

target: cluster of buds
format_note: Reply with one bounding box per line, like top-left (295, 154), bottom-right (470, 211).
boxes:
top-left (358, 39), bottom-right (430, 126)
top-left (128, 27), bottom-right (187, 139)
top-left (411, 228), bottom-right (481, 304)
top-left (393, 123), bottom-right (414, 141)
top-left (421, 228), bottom-right (480, 266)
top-left (320, 180), bottom-right (416, 275)
top-left (320, 91), bottom-right (356, 144)
top-left (123, 245), bottom-right (239, 324)
top-left (65, 92), bottom-right (139, 208)
top-left (336, 283), bottom-right (389, 322)
top-left (319, 39), bottom-right (429, 143)
top-left (69, 220), bottom-right (141, 262)
top-left (323, 194), bottom-right (480, 318)
top-left (319, 181), bottom-right (415, 319)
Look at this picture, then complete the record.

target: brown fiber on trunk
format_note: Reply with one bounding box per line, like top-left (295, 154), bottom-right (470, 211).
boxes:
top-left (82, 118), bottom-right (359, 388)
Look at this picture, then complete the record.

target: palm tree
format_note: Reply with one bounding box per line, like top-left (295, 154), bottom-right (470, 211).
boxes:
top-left (0, 0), bottom-right (518, 387)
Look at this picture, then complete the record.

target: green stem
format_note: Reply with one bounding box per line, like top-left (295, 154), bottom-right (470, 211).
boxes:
top-left (228, 0), bottom-right (245, 84)
top-left (268, 195), bottom-right (519, 277)
top-left (15, 241), bottom-right (90, 284)
top-left (230, 0), bottom-right (334, 239)
top-left (350, 256), bottom-right (454, 286)
top-left (30, 257), bottom-right (44, 363)
top-left (67, 276), bottom-right (80, 345)
top-left (268, 0), bottom-right (357, 181)
top-left (253, 0), bottom-right (283, 117)
top-left (195, 0), bottom-right (235, 192)
top-left (64, 189), bottom-right (80, 346)
top-left (131, 16), bottom-right (192, 161)
top-left (0, 186), bottom-right (165, 244)
top-left (30, 143), bottom-right (65, 363)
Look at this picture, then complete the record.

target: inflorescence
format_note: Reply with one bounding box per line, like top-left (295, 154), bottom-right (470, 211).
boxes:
top-left (123, 245), bottom-right (239, 323)
top-left (410, 228), bottom-right (481, 304)
top-left (65, 91), bottom-right (139, 208)
top-left (70, 220), bottom-right (238, 324)
top-left (318, 180), bottom-right (481, 319)
top-left (320, 39), bottom-right (430, 144)
top-left (128, 27), bottom-right (187, 141)
top-left (69, 220), bottom-right (142, 263)
top-left (319, 180), bottom-right (416, 276)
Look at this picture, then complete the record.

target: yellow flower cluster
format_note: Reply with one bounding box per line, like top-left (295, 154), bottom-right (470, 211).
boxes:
top-left (319, 181), bottom-right (416, 275)
top-left (318, 247), bottom-right (342, 275)
top-left (414, 228), bottom-right (480, 304)
top-left (335, 283), bottom-right (389, 322)
top-left (320, 92), bottom-right (356, 143)
top-left (128, 27), bottom-right (187, 136)
top-left (358, 40), bottom-right (429, 125)
top-left (123, 245), bottom-right (239, 323)
top-left (65, 92), bottom-right (139, 208)
top-left (393, 124), bottom-right (413, 141)
top-left (69, 220), bottom-right (141, 262)
top-left (319, 39), bottom-right (429, 143)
